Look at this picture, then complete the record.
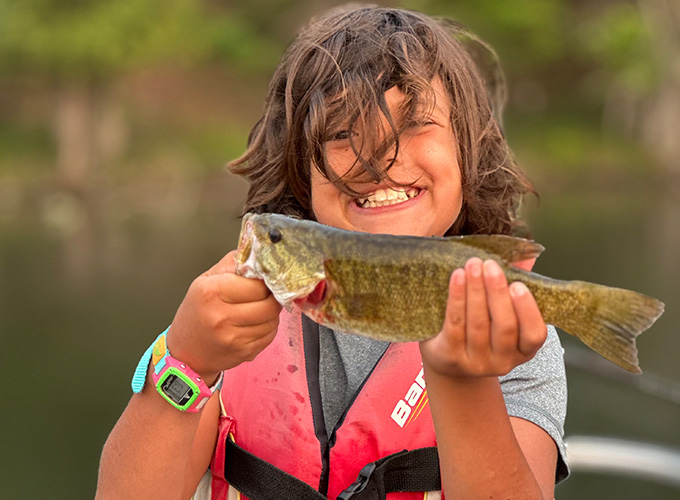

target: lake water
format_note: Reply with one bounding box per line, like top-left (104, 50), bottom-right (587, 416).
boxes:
top-left (1, 177), bottom-right (678, 498)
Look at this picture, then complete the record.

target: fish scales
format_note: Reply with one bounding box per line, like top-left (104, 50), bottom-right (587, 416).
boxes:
top-left (320, 238), bottom-right (506, 342)
top-left (235, 213), bottom-right (665, 373)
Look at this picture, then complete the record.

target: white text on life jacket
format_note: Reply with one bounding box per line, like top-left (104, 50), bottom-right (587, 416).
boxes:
top-left (391, 367), bottom-right (426, 427)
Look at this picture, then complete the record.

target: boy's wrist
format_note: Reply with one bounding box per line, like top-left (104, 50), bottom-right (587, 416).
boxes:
top-left (132, 329), bottom-right (223, 413)
top-left (421, 359), bottom-right (500, 385)
top-left (164, 329), bottom-right (222, 387)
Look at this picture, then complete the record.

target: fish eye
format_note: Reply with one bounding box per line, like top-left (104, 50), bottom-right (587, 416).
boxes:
top-left (268, 227), bottom-right (283, 243)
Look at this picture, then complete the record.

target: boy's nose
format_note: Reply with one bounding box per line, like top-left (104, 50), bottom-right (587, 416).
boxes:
top-left (380, 136), bottom-right (413, 169)
top-left (377, 137), bottom-right (401, 166)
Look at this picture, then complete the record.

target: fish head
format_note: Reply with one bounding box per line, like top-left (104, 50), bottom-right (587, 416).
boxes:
top-left (235, 213), bottom-right (327, 309)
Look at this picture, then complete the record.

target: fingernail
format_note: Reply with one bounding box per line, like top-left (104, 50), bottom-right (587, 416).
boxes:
top-left (468, 258), bottom-right (482, 277)
top-left (510, 282), bottom-right (527, 297)
top-left (483, 259), bottom-right (501, 278)
top-left (453, 268), bottom-right (466, 286)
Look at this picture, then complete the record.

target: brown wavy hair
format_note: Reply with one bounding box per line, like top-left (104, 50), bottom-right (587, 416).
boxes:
top-left (229, 4), bottom-right (536, 236)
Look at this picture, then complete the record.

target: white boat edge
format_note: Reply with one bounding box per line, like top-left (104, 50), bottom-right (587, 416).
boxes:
top-left (565, 435), bottom-right (680, 488)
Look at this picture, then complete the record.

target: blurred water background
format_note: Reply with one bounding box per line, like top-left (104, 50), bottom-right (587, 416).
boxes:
top-left (1, 1), bottom-right (679, 498)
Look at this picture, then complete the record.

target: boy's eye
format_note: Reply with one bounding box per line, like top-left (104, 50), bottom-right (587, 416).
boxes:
top-left (409, 116), bottom-right (437, 127)
top-left (326, 129), bottom-right (357, 142)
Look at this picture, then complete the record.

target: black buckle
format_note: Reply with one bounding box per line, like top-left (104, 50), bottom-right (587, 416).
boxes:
top-left (337, 462), bottom-right (377, 500)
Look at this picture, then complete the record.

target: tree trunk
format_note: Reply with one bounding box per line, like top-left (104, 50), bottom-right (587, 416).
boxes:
top-left (637, 0), bottom-right (680, 175)
top-left (55, 83), bottom-right (97, 193)
top-left (53, 80), bottom-right (128, 285)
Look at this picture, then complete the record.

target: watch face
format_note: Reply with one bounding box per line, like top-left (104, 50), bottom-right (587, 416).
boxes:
top-left (161, 374), bottom-right (195, 406)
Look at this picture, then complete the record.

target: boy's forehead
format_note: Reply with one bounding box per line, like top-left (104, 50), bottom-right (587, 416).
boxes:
top-left (384, 78), bottom-right (452, 114)
top-left (327, 77), bottom-right (451, 115)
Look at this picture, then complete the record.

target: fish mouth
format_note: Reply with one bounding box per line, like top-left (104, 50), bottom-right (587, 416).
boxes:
top-left (354, 187), bottom-right (421, 208)
top-left (233, 214), bottom-right (324, 308)
top-left (235, 214), bottom-right (256, 276)
top-left (274, 280), bottom-right (322, 309)
top-left (293, 279), bottom-right (327, 310)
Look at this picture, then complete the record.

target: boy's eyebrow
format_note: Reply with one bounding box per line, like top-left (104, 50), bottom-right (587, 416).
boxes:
top-left (412, 100), bottom-right (448, 118)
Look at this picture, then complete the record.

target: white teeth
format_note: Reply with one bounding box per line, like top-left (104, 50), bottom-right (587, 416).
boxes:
top-left (357, 187), bottom-right (419, 208)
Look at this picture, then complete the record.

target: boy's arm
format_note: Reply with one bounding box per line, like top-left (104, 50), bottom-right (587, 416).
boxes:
top-left (96, 251), bottom-right (282, 500)
top-left (420, 257), bottom-right (557, 499)
top-left (96, 377), bottom-right (220, 500)
top-left (423, 372), bottom-right (557, 499)
top-left (511, 416), bottom-right (560, 495)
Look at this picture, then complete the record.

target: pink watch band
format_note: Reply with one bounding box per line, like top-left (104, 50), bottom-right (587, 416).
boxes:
top-left (132, 328), bottom-right (223, 412)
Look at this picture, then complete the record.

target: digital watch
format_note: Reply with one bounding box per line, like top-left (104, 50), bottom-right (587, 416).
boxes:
top-left (131, 328), bottom-right (223, 412)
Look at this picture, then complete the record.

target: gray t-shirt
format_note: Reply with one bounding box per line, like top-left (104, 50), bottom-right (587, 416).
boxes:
top-left (318, 324), bottom-right (569, 483)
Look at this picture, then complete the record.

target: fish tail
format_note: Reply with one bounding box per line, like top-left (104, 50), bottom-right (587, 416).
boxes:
top-left (538, 280), bottom-right (664, 373)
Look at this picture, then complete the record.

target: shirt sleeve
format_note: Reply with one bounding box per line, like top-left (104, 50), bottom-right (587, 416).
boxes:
top-left (500, 325), bottom-right (569, 483)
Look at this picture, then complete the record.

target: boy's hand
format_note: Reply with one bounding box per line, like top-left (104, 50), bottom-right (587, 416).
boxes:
top-left (419, 257), bottom-right (547, 378)
top-left (165, 250), bottom-right (282, 384)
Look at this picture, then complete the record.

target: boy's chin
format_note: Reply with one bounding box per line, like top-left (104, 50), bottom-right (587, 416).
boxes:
top-left (346, 215), bottom-right (447, 237)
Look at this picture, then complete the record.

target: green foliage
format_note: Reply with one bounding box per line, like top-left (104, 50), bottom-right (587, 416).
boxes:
top-left (186, 124), bottom-right (250, 168)
top-left (0, 0), bottom-right (671, 182)
top-left (577, 3), bottom-right (658, 95)
top-left (203, 15), bottom-right (283, 72)
top-left (403, 0), bottom-right (568, 69)
top-left (0, 0), bottom-right (280, 79)
top-left (0, 121), bottom-right (54, 176)
top-left (506, 112), bottom-right (651, 177)
top-left (0, 0), bottom-right (201, 78)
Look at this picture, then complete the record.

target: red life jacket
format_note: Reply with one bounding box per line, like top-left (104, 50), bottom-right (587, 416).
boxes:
top-left (209, 309), bottom-right (441, 500)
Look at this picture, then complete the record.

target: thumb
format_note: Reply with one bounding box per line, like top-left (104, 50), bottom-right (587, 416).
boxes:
top-left (204, 250), bottom-right (237, 276)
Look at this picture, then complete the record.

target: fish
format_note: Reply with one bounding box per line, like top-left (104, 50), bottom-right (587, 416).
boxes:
top-left (234, 213), bottom-right (665, 373)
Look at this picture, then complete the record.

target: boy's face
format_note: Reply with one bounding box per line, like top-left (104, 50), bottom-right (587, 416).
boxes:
top-left (311, 78), bottom-right (463, 237)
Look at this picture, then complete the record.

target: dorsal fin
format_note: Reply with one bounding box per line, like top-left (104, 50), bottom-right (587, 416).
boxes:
top-left (447, 234), bottom-right (545, 263)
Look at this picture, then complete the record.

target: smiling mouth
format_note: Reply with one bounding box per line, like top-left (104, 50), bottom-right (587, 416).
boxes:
top-left (355, 187), bottom-right (420, 208)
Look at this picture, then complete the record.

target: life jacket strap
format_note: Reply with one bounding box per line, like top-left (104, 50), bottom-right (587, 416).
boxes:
top-left (222, 438), bottom-right (326, 500)
top-left (337, 447), bottom-right (441, 499)
top-left (222, 439), bottom-right (441, 500)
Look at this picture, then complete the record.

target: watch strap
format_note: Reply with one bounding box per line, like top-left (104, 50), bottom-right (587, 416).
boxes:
top-left (131, 329), bottom-right (168, 393)
top-left (131, 328), bottom-right (223, 412)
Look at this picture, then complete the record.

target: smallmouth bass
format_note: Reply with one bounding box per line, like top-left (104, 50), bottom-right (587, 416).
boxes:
top-left (235, 213), bottom-right (665, 373)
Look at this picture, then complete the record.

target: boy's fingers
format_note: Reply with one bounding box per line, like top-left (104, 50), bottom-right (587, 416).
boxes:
top-left (212, 272), bottom-right (274, 304)
top-left (442, 269), bottom-right (467, 349)
top-left (214, 322), bottom-right (279, 363)
top-left (219, 296), bottom-right (282, 328)
top-left (483, 260), bottom-right (519, 354)
top-left (510, 282), bottom-right (547, 355)
top-left (464, 258), bottom-right (490, 356)
top-left (229, 318), bottom-right (281, 344)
